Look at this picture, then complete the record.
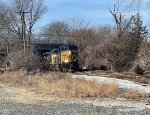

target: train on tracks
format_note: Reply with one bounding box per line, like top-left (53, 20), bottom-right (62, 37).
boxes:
top-left (33, 44), bottom-right (79, 72)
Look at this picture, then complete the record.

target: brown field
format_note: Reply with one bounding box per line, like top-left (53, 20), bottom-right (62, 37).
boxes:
top-left (0, 71), bottom-right (147, 100)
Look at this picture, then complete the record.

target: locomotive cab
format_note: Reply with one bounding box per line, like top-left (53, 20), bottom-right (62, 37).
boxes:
top-left (47, 44), bottom-right (79, 71)
top-left (60, 45), bottom-right (78, 63)
top-left (59, 44), bottom-right (79, 71)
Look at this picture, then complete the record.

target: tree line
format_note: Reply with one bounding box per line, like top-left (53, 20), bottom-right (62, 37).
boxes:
top-left (0, 0), bottom-right (150, 74)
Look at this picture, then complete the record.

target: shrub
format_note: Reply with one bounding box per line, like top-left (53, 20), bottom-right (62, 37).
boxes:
top-left (7, 49), bottom-right (41, 71)
top-left (109, 34), bottom-right (142, 72)
top-left (124, 89), bottom-right (145, 99)
top-left (134, 65), bottom-right (144, 75)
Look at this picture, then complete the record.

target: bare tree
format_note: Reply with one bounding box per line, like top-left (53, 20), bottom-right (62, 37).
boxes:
top-left (42, 21), bottom-right (69, 44)
top-left (0, 0), bottom-right (46, 51)
top-left (109, 0), bottom-right (134, 40)
top-left (67, 17), bottom-right (91, 31)
top-left (136, 41), bottom-right (150, 72)
top-left (67, 17), bottom-right (91, 52)
top-left (109, 0), bottom-right (148, 72)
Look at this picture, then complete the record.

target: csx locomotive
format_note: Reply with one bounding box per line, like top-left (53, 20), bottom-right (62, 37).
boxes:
top-left (33, 43), bottom-right (79, 71)
top-left (47, 44), bottom-right (79, 72)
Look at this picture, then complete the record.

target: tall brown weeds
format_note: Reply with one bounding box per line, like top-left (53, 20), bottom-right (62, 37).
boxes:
top-left (0, 71), bottom-right (146, 99)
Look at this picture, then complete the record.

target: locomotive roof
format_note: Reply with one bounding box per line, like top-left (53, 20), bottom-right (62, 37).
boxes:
top-left (32, 43), bottom-right (77, 55)
top-left (32, 43), bottom-right (63, 51)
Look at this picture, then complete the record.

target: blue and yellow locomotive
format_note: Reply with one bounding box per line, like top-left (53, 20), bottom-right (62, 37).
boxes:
top-left (47, 44), bottom-right (79, 72)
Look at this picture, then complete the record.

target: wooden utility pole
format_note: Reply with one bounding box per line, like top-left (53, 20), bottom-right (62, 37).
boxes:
top-left (20, 11), bottom-right (29, 51)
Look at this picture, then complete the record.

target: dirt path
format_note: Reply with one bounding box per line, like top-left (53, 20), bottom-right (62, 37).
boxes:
top-left (76, 71), bottom-right (150, 84)
top-left (72, 74), bottom-right (150, 94)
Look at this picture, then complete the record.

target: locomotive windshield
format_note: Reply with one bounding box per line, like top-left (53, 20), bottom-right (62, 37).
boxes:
top-left (60, 45), bottom-right (78, 52)
top-left (50, 49), bottom-right (58, 54)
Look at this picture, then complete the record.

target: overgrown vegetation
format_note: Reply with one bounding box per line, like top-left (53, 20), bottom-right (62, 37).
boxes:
top-left (7, 49), bottom-right (41, 71)
top-left (0, 71), bottom-right (146, 99)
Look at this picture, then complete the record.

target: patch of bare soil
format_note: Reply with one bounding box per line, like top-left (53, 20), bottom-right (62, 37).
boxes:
top-left (0, 84), bottom-right (61, 104)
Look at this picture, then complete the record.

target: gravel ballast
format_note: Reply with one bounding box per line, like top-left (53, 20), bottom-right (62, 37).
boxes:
top-left (0, 100), bottom-right (150, 115)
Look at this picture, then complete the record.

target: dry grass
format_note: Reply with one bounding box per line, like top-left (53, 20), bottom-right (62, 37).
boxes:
top-left (32, 75), bottom-right (119, 98)
top-left (124, 89), bottom-right (145, 100)
top-left (0, 71), bottom-right (146, 100)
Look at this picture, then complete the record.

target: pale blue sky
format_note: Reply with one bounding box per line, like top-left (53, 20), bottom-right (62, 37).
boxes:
top-left (1, 0), bottom-right (150, 30)
top-left (36, 0), bottom-right (150, 30)
top-left (37, 0), bottom-right (114, 28)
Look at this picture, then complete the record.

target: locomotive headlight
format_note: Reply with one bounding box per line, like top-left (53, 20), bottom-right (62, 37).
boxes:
top-left (68, 51), bottom-right (71, 54)
top-left (64, 59), bottom-right (69, 63)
